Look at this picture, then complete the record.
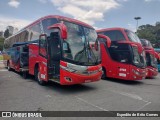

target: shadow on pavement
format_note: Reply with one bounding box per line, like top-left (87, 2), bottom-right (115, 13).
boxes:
top-left (23, 74), bottom-right (97, 95)
top-left (102, 77), bottom-right (143, 86)
top-left (47, 81), bottom-right (97, 94)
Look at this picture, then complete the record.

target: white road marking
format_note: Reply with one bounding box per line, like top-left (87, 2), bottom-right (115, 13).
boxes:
top-left (0, 69), bottom-right (7, 72)
top-left (75, 96), bottom-right (123, 120)
top-left (136, 101), bottom-right (151, 111)
top-left (110, 90), bottom-right (152, 110)
top-left (75, 96), bottom-right (109, 111)
top-left (111, 90), bottom-right (143, 101)
top-left (45, 95), bottom-right (52, 98)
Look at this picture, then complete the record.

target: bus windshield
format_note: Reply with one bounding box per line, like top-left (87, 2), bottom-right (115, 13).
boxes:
top-left (132, 46), bottom-right (146, 68)
top-left (103, 30), bottom-right (126, 41)
top-left (125, 30), bottom-right (141, 43)
top-left (140, 39), bottom-right (153, 48)
top-left (62, 21), bottom-right (100, 65)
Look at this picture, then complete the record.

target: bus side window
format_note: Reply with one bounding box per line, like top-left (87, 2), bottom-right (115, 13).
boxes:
top-left (29, 23), bottom-right (41, 41)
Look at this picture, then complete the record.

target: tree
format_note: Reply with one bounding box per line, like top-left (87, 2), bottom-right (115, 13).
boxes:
top-left (0, 37), bottom-right (4, 51)
top-left (4, 29), bottom-right (10, 38)
top-left (137, 22), bottom-right (160, 45)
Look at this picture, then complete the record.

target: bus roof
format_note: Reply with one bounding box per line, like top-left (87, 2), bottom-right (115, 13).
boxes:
top-left (23, 15), bottom-right (94, 30)
top-left (96, 27), bottom-right (128, 33)
top-left (5, 15), bottom-right (94, 41)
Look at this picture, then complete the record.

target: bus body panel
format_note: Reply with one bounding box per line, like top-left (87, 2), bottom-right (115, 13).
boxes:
top-left (147, 66), bottom-right (158, 77)
top-left (60, 65), bottom-right (102, 85)
top-left (140, 39), bottom-right (158, 78)
top-left (100, 42), bottom-right (146, 80)
top-left (59, 61), bottom-right (102, 85)
top-left (6, 47), bottom-right (21, 72)
top-left (29, 44), bottom-right (39, 75)
top-left (97, 27), bottom-right (146, 80)
top-left (145, 50), bottom-right (158, 77)
top-left (29, 44), bottom-right (49, 81)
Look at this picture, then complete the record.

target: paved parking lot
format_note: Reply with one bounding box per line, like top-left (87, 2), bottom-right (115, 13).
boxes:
top-left (0, 65), bottom-right (160, 120)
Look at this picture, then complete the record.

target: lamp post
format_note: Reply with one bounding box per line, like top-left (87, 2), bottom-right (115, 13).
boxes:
top-left (134, 17), bottom-right (141, 32)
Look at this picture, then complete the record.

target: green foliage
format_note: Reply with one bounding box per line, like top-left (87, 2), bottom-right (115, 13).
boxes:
top-left (0, 37), bottom-right (4, 51)
top-left (4, 29), bottom-right (11, 38)
top-left (137, 22), bottom-right (160, 46)
top-left (0, 55), bottom-right (3, 60)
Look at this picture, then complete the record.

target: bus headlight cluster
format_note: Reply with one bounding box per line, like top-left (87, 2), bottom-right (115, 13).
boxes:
top-left (60, 65), bottom-right (77, 73)
top-left (132, 69), bottom-right (140, 75)
top-left (60, 65), bottom-right (101, 75)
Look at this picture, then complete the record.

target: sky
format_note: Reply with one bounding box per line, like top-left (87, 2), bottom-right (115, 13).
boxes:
top-left (0, 0), bottom-right (160, 32)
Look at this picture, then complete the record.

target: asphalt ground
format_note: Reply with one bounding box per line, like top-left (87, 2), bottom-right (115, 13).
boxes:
top-left (0, 64), bottom-right (160, 120)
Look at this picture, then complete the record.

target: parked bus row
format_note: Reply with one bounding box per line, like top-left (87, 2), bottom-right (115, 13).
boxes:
top-left (2, 15), bottom-right (159, 86)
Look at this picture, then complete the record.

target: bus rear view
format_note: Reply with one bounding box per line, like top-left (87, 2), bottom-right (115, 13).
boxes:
top-left (97, 28), bottom-right (146, 80)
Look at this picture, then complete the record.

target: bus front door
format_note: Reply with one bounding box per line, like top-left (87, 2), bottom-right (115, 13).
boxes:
top-left (47, 31), bottom-right (61, 81)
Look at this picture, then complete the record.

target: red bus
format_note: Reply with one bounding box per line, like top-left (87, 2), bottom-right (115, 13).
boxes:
top-left (3, 15), bottom-right (109, 85)
top-left (97, 28), bottom-right (146, 80)
top-left (140, 39), bottom-right (158, 77)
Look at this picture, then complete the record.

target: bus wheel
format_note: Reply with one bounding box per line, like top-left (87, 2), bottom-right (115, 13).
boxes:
top-left (7, 61), bottom-right (11, 71)
top-left (34, 67), bottom-right (46, 86)
top-left (101, 67), bottom-right (106, 79)
top-left (22, 71), bottom-right (27, 79)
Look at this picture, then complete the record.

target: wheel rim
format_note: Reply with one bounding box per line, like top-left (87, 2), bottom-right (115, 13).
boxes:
top-left (102, 69), bottom-right (105, 78)
top-left (8, 63), bottom-right (10, 70)
top-left (37, 72), bottom-right (42, 83)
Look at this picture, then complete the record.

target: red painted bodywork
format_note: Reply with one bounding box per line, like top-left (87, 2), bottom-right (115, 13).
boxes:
top-left (141, 39), bottom-right (158, 78)
top-left (97, 28), bottom-right (146, 80)
top-left (23, 15), bottom-right (94, 30)
top-left (5, 15), bottom-right (102, 85)
top-left (28, 44), bottom-right (102, 85)
top-left (60, 61), bottom-right (102, 85)
top-left (48, 23), bottom-right (67, 39)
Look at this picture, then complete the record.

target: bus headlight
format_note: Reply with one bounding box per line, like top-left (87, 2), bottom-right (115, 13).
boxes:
top-left (60, 65), bottom-right (101, 75)
top-left (60, 65), bottom-right (77, 73)
top-left (132, 69), bottom-right (140, 75)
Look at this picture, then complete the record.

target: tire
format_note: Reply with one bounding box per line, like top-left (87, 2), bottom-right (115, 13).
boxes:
top-left (22, 71), bottom-right (28, 79)
top-left (101, 67), bottom-right (106, 79)
top-left (7, 61), bottom-right (11, 71)
top-left (34, 66), bottom-right (47, 86)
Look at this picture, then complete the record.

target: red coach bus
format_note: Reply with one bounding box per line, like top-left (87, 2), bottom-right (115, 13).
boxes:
top-left (140, 39), bottom-right (158, 77)
top-left (97, 28), bottom-right (146, 80)
top-left (3, 15), bottom-right (110, 85)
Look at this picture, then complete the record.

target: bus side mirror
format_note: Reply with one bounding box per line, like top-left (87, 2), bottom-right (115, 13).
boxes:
top-left (131, 43), bottom-right (143, 54)
top-left (48, 23), bottom-right (67, 40)
top-left (98, 34), bottom-right (111, 48)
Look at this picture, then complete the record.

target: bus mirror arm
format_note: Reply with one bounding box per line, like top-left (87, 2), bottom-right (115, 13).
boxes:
top-left (39, 34), bottom-right (47, 40)
top-left (130, 43), bottom-right (143, 54)
top-left (48, 23), bottom-right (67, 40)
top-left (98, 34), bottom-right (111, 48)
